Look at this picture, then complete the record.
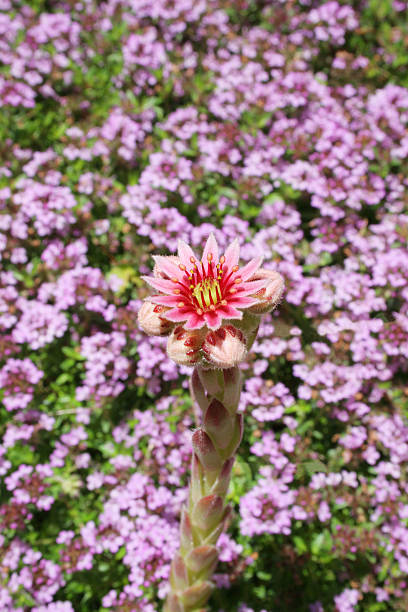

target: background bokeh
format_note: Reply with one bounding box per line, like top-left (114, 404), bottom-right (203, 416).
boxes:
top-left (0, 0), bottom-right (408, 610)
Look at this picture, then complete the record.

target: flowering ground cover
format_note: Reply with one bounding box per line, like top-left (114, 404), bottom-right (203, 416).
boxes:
top-left (1, 0), bottom-right (408, 610)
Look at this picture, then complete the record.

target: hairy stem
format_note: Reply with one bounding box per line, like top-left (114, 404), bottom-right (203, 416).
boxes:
top-left (164, 366), bottom-right (243, 612)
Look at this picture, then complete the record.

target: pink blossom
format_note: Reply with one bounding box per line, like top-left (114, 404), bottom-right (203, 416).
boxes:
top-left (142, 233), bottom-right (268, 330)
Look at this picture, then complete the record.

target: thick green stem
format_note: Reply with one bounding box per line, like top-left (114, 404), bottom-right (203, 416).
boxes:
top-left (164, 366), bottom-right (243, 612)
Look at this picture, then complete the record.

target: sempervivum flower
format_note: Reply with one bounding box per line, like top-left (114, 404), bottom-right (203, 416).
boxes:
top-left (142, 233), bottom-right (268, 331)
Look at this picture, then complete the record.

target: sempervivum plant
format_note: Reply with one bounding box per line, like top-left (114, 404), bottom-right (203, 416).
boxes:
top-left (138, 234), bottom-right (284, 611)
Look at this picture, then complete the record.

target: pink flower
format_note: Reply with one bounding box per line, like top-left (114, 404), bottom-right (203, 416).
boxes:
top-left (142, 233), bottom-right (267, 330)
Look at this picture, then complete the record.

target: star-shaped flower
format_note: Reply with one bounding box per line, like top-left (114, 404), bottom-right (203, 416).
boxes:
top-left (142, 233), bottom-right (268, 330)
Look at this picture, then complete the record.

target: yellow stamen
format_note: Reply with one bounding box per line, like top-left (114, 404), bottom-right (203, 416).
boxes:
top-left (192, 278), bottom-right (222, 311)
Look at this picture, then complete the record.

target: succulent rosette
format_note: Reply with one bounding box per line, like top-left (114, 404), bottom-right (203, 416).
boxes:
top-left (138, 234), bottom-right (284, 368)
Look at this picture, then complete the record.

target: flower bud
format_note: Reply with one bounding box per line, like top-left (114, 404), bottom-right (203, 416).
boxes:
top-left (186, 545), bottom-right (218, 575)
top-left (202, 326), bottom-right (247, 369)
top-left (247, 269), bottom-right (284, 314)
top-left (192, 495), bottom-right (224, 532)
top-left (167, 326), bottom-right (205, 366)
top-left (192, 430), bottom-right (222, 471)
top-left (137, 301), bottom-right (174, 336)
top-left (180, 581), bottom-right (213, 608)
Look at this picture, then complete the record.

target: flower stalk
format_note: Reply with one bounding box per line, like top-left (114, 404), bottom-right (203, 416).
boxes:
top-left (164, 366), bottom-right (242, 612)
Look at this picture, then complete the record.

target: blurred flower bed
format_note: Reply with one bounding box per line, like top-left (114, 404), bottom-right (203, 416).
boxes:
top-left (0, 0), bottom-right (408, 610)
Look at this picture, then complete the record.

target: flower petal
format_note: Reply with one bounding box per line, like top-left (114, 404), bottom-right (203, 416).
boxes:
top-left (178, 239), bottom-right (198, 269)
top-left (204, 310), bottom-right (223, 330)
top-left (227, 296), bottom-right (259, 307)
top-left (185, 313), bottom-right (206, 329)
top-left (239, 256), bottom-right (264, 281)
top-left (244, 278), bottom-right (269, 292)
top-left (153, 256), bottom-right (185, 282)
top-left (141, 276), bottom-right (176, 293)
top-left (150, 295), bottom-right (182, 307)
top-left (202, 232), bottom-right (219, 266)
top-left (223, 238), bottom-right (240, 270)
top-left (230, 278), bottom-right (269, 297)
top-left (217, 304), bottom-right (243, 320)
top-left (162, 308), bottom-right (191, 323)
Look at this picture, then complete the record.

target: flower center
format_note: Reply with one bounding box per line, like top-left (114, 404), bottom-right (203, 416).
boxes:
top-left (192, 278), bottom-right (222, 310)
